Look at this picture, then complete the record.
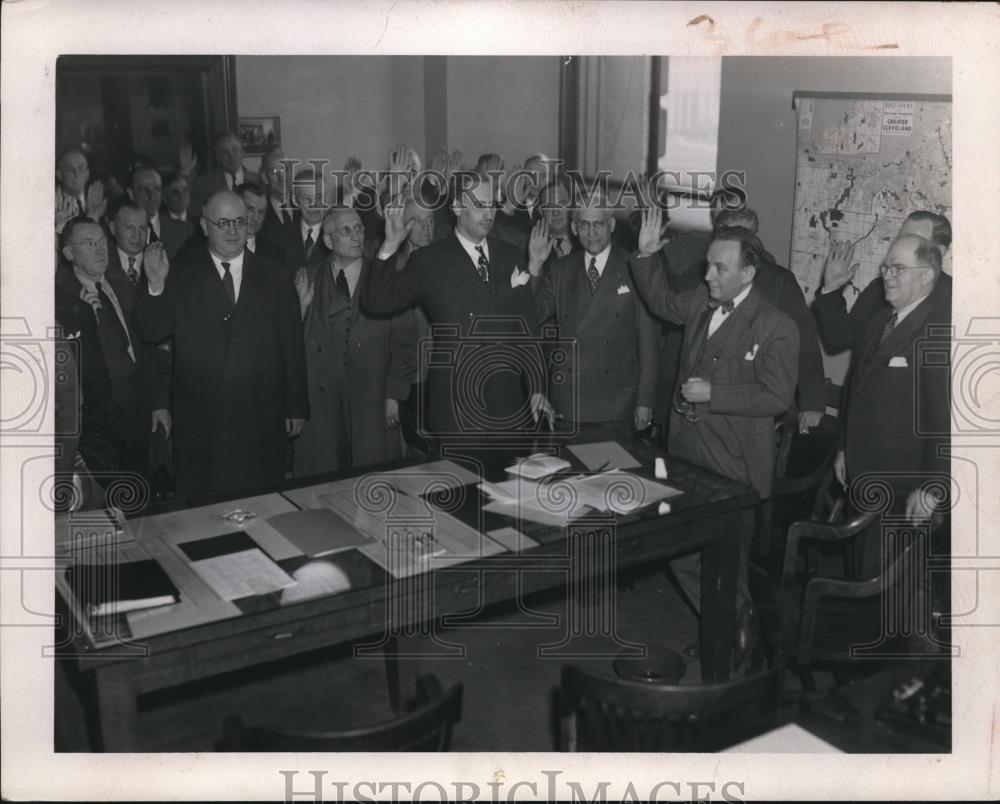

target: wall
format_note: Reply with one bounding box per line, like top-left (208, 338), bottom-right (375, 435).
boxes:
top-left (235, 56), bottom-right (426, 174)
top-left (445, 56), bottom-right (560, 165)
top-left (717, 57), bottom-right (951, 386)
top-left (717, 57), bottom-right (952, 269)
top-left (236, 55), bottom-right (562, 176)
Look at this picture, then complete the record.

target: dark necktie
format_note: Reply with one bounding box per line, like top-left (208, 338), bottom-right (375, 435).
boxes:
top-left (94, 282), bottom-right (132, 355)
top-left (304, 228), bottom-right (316, 260)
top-left (880, 311), bottom-right (899, 344)
top-left (335, 268), bottom-right (351, 303)
top-left (221, 261), bottom-right (236, 307)
top-left (474, 245), bottom-right (490, 283)
top-left (148, 224), bottom-right (159, 244)
top-left (126, 256), bottom-right (139, 285)
top-left (586, 256), bottom-right (599, 293)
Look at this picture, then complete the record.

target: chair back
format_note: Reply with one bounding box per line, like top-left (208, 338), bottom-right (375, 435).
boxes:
top-left (222, 675), bottom-right (462, 752)
top-left (560, 666), bottom-right (781, 752)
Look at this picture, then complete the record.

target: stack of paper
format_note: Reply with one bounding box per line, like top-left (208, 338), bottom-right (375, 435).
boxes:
top-left (506, 453), bottom-right (572, 480)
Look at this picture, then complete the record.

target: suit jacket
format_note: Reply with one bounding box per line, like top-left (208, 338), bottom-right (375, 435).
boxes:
top-left (814, 272), bottom-right (953, 355)
top-left (189, 167), bottom-right (262, 220)
top-left (283, 212), bottom-right (332, 277)
top-left (152, 214), bottom-right (194, 261)
top-left (361, 233), bottom-right (544, 436)
top-left (841, 282), bottom-right (951, 508)
top-left (534, 245), bottom-right (659, 424)
top-left (259, 197), bottom-right (297, 250)
top-left (630, 254), bottom-right (799, 498)
top-left (294, 258), bottom-right (416, 476)
top-left (132, 247), bottom-right (308, 500)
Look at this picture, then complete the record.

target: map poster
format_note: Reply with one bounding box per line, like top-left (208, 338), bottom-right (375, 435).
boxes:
top-left (789, 94), bottom-right (952, 307)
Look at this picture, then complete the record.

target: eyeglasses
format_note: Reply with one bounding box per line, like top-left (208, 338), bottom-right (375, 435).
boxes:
top-left (205, 217), bottom-right (247, 232)
top-left (333, 224), bottom-right (365, 238)
top-left (672, 396), bottom-right (701, 424)
top-left (879, 262), bottom-right (928, 277)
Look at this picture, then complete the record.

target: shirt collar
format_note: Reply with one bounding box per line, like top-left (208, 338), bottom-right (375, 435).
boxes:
top-left (729, 282), bottom-right (753, 311)
top-left (73, 268), bottom-right (104, 292)
top-left (301, 218), bottom-right (322, 239)
top-left (209, 249), bottom-right (245, 272)
top-left (117, 247), bottom-right (143, 272)
top-left (167, 210), bottom-right (187, 222)
top-left (583, 244), bottom-right (612, 276)
top-left (454, 228), bottom-right (488, 265)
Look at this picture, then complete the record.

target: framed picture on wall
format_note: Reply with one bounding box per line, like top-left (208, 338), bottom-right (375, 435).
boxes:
top-left (237, 115), bottom-right (280, 155)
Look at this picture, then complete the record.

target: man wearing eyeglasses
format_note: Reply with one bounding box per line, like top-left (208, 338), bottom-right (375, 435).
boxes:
top-left (630, 209), bottom-right (799, 672)
top-left (184, 131), bottom-right (261, 221)
top-left (127, 166), bottom-right (193, 260)
top-left (527, 193), bottom-right (659, 434)
top-left (259, 147), bottom-right (297, 249)
top-left (286, 166), bottom-right (332, 277)
top-left (835, 233), bottom-right (951, 579)
top-left (292, 207), bottom-right (416, 475)
top-left (133, 190), bottom-right (308, 500)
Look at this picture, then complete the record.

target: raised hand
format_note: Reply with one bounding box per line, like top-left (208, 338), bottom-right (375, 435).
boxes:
top-left (144, 241), bottom-right (170, 292)
top-left (821, 240), bottom-right (859, 293)
top-left (294, 266), bottom-right (314, 317)
top-left (481, 153), bottom-right (504, 178)
top-left (55, 193), bottom-right (76, 233)
top-left (381, 200), bottom-right (414, 255)
top-left (178, 142), bottom-right (198, 176)
top-left (527, 218), bottom-right (554, 275)
top-left (85, 182), bottom-right (107, 222)
top-left (637, 207), bottom-right (669, 258)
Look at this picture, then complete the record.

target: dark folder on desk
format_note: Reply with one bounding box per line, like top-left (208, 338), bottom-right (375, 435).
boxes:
top-left (266, 508), bottom-right (372, 558)
top-left (65, 558), bottom-right (180, 617)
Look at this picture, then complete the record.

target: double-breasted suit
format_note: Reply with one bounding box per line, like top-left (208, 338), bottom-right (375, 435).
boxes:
top-left (840, 282), bottom-right (951, 577)
top-left (533, 245), bottom-right (659, 425)
top-left (294, 258), bottom-right (416, 476)
top-left (361, 233), bottom-right (545, 437)
top-left (133, 247), bottom-right (308, 500)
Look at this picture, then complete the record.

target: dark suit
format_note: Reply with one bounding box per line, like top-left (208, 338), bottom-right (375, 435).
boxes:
top-left (132, 247), bottom-right (308, 500)
top-left (150, 214), bottom-right (194, 261)
top-left (815, 272), bottom-right (953, 354)
top-left (840, 282), bottom-right (951, 577)
top-left (284, 213), bottom-right (332, 277)
top-left (189, 168), bottom-right (262, 220)
top-left (259, 198), bottom-right (297, 251)
top-left (294, 258), bottom-right (416, 476)
top-left (533, 246), bottom-right (659, 425)
top-left (361, 233), bottom-right (545, 438)
top-left (630, 254), bottom-right (799, 611)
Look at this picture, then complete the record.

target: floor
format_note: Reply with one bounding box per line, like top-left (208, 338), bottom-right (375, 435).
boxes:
top-left (56, 564), bottom-right (704, 752)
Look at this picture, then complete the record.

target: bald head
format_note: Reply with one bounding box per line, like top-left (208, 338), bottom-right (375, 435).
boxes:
top-left (201, 190), bottom-right (248, 259)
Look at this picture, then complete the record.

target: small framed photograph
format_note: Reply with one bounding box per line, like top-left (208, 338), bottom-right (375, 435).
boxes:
top-left (237, 115), bottom-right (280, 155)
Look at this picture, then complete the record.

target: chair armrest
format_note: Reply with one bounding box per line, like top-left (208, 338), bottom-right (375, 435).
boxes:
top-left (782, 513), bottom-right (877, 584)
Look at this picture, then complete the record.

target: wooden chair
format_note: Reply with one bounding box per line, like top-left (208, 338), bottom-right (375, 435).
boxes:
top-left (221, 674), bottom-right (462, 751)
top-left (559, 665), bottom-right (781, 752)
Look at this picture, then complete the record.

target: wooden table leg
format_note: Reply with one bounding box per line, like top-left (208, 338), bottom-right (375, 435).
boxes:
top-left (93, 662), bottom-right (139, 751)
top-left (700, 510), bottom-right (742, 682)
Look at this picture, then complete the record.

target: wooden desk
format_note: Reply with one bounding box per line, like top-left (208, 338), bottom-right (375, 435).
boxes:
top-left (56, 426), bottom-right (757, 751)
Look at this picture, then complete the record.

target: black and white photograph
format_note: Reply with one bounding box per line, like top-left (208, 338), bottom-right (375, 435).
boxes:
top-left (1, 1), bottom-right (998, 801)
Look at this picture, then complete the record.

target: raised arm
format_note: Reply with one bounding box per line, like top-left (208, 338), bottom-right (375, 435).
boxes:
top-left (360, 202), bottom-right (425, 315)
top-left (527, 218), bottom-right (557, 324)
top-left (131, 242), bottom-right (175, 344)
top-left (627, 207), bottom-right (692, 326)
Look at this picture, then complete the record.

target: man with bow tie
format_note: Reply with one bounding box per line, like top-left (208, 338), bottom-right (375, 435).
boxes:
top-left (630, 210), bottom-right (799, 671)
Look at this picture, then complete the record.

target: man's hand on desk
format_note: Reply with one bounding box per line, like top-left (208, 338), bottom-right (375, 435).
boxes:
top-left (530, 393), bottom-right (557, 430)
top-left (285, 418), bottom-right (305, 437)
top-left (681, 377), bottom-right (711, 404)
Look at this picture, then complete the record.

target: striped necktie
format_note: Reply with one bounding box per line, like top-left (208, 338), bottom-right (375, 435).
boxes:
top-left (474, 245), bottom-right (490, 283)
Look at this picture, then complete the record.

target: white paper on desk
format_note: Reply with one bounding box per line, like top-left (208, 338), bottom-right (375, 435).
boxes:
top-left (568, 441), bottom-right (642, 470)
top-left (482, 478), bottom-right (593, 527)
top-left (382, 459), bottom-right (481, 497)
top-left (188, 549), bottom-right (295, 601)
top-left (573, 471), bottom-right (683, 513)
top-left (722, 722), bottom-right (843, 753)
top-left (319, 489), bottom-right (505, 579)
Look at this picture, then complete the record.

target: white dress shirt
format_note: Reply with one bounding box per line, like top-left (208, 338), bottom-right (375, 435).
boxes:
top-left (300, 220), bottom-right (322, 250)
top-left (708, 282), bottom-right (753, 338)
top-left (226, 166), bottom-right (246, 190)
top-left (210, 250), bottom-right (245, 302)
top-left (148, 213), bottom-right (161, 241)
top-left (117, 247), bottom-right (144, 280)
top-left (582, 244), bottom-right (612, 277)
top-left (168, 210), bottom-right (187, 223)
top-left (454, 228), bottom-right (489, 272)
top-left (893, 291), bottom-right (932, 325)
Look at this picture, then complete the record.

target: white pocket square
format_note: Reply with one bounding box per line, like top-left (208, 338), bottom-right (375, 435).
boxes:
top-left (889, 356), bottom-right (909, 368)
top-left (510, 267), bottom-right (530, 288)
top-left (617, 284), bottom-right (630, 295)
top-left (743, 343), bottom-right (760, 361)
